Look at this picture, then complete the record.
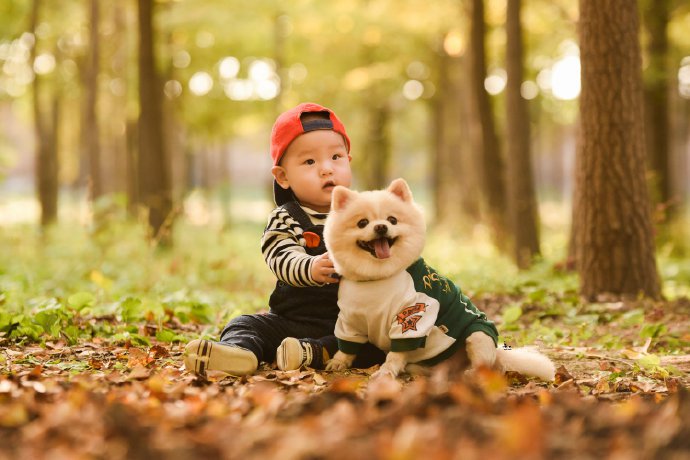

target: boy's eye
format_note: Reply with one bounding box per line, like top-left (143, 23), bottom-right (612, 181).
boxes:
top-left (332, 153), bottom-right (343, 160)
top-left (387, 216), bottom-right (397, 225)
top-left (357, 219), bottom-right (369, 228)
top-left (304, 159), bottom-right (315, 165)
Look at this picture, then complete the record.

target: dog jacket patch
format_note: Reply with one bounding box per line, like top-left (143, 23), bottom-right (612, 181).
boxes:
top-left (388, 293), bottom-right (439, 342)
top-left (396, 303), bottom-right (427, 333)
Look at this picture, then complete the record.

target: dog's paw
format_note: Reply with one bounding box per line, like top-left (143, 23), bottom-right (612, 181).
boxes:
top-left (325, 359), bottom-right (345, 371)
top-left (371, 363), bottom-right (400, 380)
top-left (370, 368), bottom-right (393, 380)
top-left (326, 351), bottom-right (355, 371)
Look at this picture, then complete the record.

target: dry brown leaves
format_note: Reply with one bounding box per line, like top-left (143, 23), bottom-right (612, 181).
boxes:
top-left (1, 340), bottom-right (689, 460)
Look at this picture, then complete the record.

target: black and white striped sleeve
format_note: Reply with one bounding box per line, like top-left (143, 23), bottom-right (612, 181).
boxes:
top-left (260, 207), bottom-right (321, 287)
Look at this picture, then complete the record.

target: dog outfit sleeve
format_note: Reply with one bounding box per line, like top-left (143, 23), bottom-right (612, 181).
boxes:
top-left (261, 206), bottom-right (322, 287)
top-left (334, 316), bottom-right (367, 355)
top-left (388, 294), bottom-right (440, 352)
top-left (407, 258), bottom-right (499, 346)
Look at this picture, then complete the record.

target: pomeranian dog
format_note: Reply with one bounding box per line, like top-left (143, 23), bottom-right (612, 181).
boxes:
top-left (323, 178), bottom-right (555, 381)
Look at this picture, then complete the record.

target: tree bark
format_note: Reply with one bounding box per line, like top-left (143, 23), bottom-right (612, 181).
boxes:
top-left (505, 0), bottom-right (540, 268)
top-left (433, 50), bottom-right (480, 224)
top-left (137, 0), bottom-right (173, 243)
top-left (85, 0), bottom-right (102, 200)
top-left (575, 0), bottom-right (661, 299)
top-left (365, 102), bottom-right (391, 190)
top-left (30, 0), bottom-right (58, 227)
top-left (431, 52), bottom-right (447, 223)
top-left (468, 0), bottom-right (507, 247)
top-left (641, 0), bottom-right (672, 212)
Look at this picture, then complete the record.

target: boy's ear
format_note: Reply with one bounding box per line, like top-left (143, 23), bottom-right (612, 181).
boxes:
top-left (272, 166), bottom-right (289, 190)
top-left (387, 178), bottom-right (413, 203)
top-left (332, 186), bottom-right (355, 211)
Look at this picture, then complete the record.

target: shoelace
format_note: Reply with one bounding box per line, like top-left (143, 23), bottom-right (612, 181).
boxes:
top-left (302, 342), bottom-right (313, 365)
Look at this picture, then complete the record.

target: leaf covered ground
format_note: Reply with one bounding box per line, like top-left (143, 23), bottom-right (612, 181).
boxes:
top-left (1, 216), bottom-right (690, 459)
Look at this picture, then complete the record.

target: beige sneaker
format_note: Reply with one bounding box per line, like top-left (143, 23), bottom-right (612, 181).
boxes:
top-left (184, 339), bottom-right (258, 376)
top-left (277, 337), bottom-right (325, 371)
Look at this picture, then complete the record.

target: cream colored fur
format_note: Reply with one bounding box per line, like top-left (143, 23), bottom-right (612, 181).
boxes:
top-left (324, 179), bottom-right (555, 382)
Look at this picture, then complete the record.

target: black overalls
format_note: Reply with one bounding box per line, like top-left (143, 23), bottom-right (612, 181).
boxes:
top-left (219, 202), bottom-right (385, 368)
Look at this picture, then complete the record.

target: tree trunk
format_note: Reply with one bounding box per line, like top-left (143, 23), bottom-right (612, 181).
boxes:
top-left (431, 51), bottom-right (449, 223)
top-left (126, 119), bottom-right (139, 216)
top-left (641, 0), bottom-right (672, 213)
top-left (468, 0), bottom-right (507, 247)
top-left (30, 0), bottom-right (58, 227)
top-left (365, 102), bottom-right (391, 190)
top-left (107, 0), bottom-right (129, 196)
top-left (575, 0), bottom-right (661, 299)
top-left (505, 0), bottom-right (540, 268)
top-left (85, 0), bottom-right (102, 200)
top-left (433, 50), bottom-right (480, 224)
top-left (137, 0), bottom-right (173, 244)
top-left (273, 12), bottom-right (288, 116)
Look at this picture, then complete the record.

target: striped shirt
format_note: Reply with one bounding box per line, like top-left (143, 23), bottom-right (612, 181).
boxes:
top-left (261, 205), bottom-right (328, 287)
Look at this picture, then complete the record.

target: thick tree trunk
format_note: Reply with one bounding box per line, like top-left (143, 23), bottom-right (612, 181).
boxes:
top-left (505, 0), bottom-right (540, 268)
top-left (30, 0), bottom-right (58, 227)
top-left (575, 0), bottom-right (661, 299)
top-left (85, 0), bottom-right (102, 200)
top-left (137, 0), bottom-right (173, 243)
top-left (468, 0), bottom-right (507, 247)
top-left (641, 0), bottom-right (672, 212)
top-left (433, 50), bottom-right (480, 224)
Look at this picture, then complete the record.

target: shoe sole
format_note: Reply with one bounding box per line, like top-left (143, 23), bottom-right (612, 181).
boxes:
top-left (277, 337), bottom-right (302, 371)
top-left (184, 339), bottom-right (257, 376)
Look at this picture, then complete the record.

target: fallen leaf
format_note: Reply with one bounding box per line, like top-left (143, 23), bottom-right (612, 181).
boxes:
top-left (127, 348), bottom-right (152, 369)
top-left (328, 377), bottom-right (366, 394)
top-left (149, 344), bottom-right (170, 359)
top-left (554, 365), bottom-right (574, 385)
top-left (366, 374), bottom-right (402, 402)
top-left (128, 365), bottom-right (151, 380)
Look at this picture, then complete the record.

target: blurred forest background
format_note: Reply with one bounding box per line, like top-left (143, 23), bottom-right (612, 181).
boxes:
top-left (1, 0), bottom-right (690, 298)
top-left (3, 3), bottom-right (690, 457)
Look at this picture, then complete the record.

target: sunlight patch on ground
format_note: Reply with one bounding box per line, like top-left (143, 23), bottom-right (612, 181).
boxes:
top-left (184, 190), bottom-right (271, 226)
top-left (0, 196), bottom-right (39, 224)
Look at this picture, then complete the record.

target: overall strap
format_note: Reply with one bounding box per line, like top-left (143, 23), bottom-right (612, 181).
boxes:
top-left (280, 201), bottom-right (327, 253)
top-left (281, 201), bottom-right (317, 231)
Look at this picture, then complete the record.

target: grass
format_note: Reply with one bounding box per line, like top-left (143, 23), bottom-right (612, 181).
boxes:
top-left (0, 196), bottom-right (689, 348)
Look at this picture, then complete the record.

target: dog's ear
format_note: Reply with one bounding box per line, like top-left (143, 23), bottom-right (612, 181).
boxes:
top-left (387, 178), bottom-right (413, 203)
top-left (332, 186), bottom-right (356, 211)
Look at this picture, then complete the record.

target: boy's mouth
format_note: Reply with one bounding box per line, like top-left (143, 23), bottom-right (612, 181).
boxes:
top-left (322, 181), bottom-right (336, 190)
top-left (357, 237), bottom-right (397, 259)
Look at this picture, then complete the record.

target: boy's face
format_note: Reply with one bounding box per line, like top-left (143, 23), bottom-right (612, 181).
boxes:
top-left (272, 129), bottom-right (352, 213)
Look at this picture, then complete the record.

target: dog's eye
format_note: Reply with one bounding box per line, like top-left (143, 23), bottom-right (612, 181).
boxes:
top-left (357, 219), bottom-right (369, 228)
top-left (387, 216), bottom-right (397, 225)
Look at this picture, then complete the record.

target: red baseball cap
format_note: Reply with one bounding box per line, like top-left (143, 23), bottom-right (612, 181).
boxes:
top-left (271, 102), bottom-right (351, 205)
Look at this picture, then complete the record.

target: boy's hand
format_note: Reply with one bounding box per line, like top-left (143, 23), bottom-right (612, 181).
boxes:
top-left (311, 252), bottom-right (340, 284)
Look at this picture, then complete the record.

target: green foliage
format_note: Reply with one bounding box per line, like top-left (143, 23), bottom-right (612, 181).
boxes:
top-left (67, 292), bottom-right (95, 311)
top-left (0, 216), bottom-right (271, 346)
top-left (0, 203), bottom-right (688, 363)
top-left (501, 304), bottom-right (523, 328)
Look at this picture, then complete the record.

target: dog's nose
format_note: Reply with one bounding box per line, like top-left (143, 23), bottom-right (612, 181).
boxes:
top-left (374, 224), bottom-right (388, 235)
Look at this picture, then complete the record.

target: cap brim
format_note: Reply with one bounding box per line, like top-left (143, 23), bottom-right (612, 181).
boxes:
top-left (273, 180), bottom-right (296, 206)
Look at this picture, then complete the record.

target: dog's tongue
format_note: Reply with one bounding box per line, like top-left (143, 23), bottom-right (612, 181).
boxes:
top-left (373, 238), bottom-right (391, 259)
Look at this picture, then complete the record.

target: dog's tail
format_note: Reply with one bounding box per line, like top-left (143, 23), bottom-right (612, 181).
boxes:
top-left (495, 347), bottom-right (555, 381)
